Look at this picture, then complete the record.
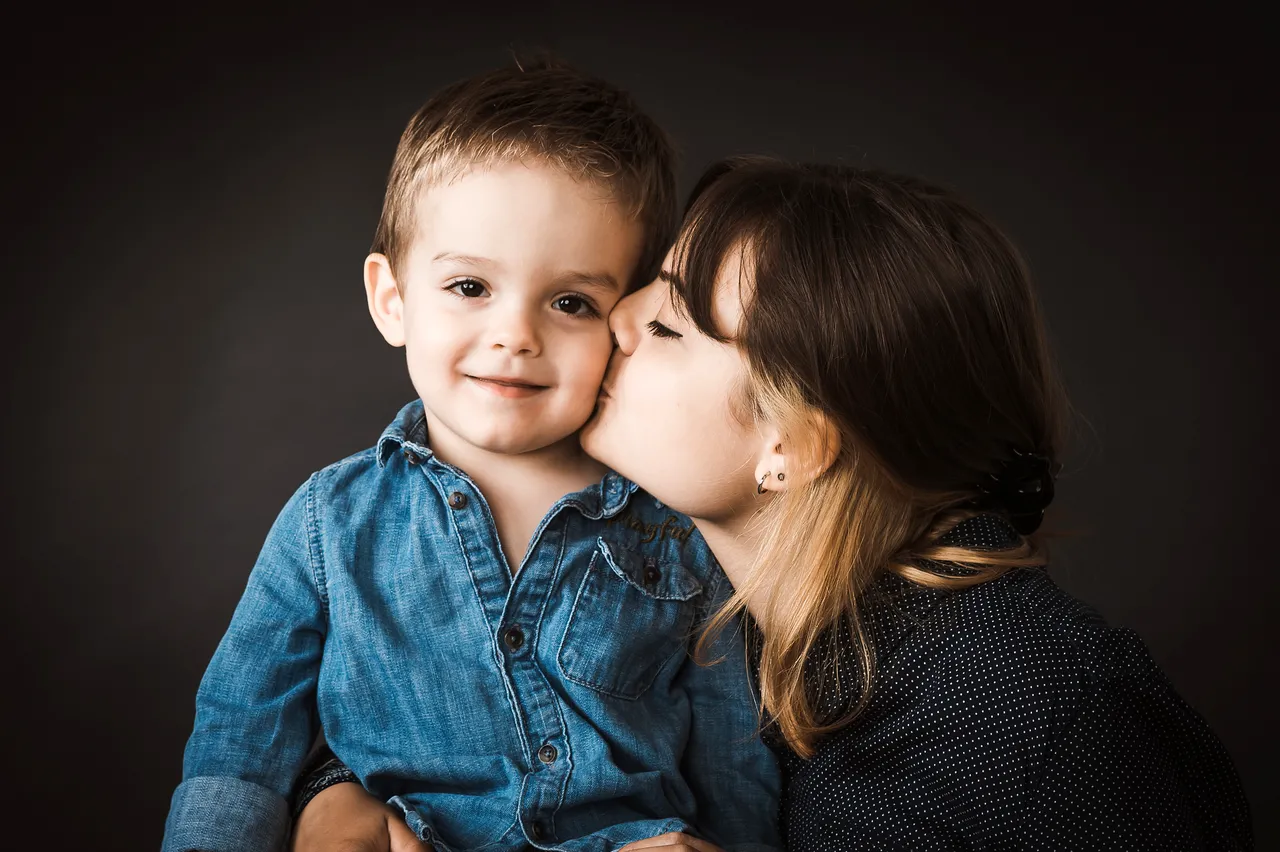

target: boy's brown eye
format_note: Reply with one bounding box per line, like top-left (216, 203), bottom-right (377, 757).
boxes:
top-left (554, 295), bottom-right (598, 317)
top-left (453, 279), bottom-right (486, 298)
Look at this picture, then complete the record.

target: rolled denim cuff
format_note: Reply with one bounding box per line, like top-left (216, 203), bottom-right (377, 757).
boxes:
top-left (162, 775), bottom-right (289, 852)
top-left (292, 756), bottom-right (360, 819)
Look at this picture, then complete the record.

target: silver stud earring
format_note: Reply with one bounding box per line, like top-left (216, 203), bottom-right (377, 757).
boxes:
top-left (777, 473), bottom-right (785, 482)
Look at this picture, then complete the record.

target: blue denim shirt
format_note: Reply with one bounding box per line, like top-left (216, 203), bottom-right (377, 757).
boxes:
top-left (163, 400), bottom-right (781, 852)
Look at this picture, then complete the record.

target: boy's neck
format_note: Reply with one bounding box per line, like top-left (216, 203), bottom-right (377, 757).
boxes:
top-left (423, 413), bottom-right (608, 573)
top-left (423, 415), bottom-right (608, 502)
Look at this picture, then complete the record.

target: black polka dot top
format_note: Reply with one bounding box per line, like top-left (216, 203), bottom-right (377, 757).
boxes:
top-left (771, 515), bottom-right (1253, 851)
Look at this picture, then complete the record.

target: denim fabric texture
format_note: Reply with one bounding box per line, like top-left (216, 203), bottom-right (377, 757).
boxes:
top-left (163, 400), bottom-right (781, 852)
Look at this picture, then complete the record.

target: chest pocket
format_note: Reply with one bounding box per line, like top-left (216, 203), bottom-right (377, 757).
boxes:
top-left (558, 537), bottom-right (705, 700)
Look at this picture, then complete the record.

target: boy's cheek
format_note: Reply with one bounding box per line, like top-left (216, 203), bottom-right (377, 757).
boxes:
top-left (568, 329), bottom-right (615, 378)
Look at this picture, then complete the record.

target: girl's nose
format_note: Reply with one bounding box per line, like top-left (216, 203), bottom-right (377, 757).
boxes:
top-left (609, 282), bottom-right (656, 355)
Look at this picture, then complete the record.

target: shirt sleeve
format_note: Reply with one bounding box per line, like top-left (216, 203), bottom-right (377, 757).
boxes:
top-left (163, 475), bottom-right (329, 852)
top-left (673, 573), bottom-right (784, 852)
top-left (1022, 627), bottom-right (1253, 850)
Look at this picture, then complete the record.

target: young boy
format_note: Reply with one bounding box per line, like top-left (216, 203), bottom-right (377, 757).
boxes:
top-left (162, 59), bottom-right (781, 852)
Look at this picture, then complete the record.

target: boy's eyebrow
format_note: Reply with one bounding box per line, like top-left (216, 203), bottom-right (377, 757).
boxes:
top-left (554, 270), bottom-right (622, 292)
top-left (433, 252), bottom-right (500, 268)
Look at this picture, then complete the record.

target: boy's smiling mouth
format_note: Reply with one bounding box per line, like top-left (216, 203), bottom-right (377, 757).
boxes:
top-left (467, 374), bottom-right (550, 398)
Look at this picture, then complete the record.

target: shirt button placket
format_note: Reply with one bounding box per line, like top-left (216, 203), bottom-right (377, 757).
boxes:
top-left (507, 521), bottom-right (565, 849)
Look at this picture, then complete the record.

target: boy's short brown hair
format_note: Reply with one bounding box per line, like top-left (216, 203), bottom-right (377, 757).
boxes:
top-left (372, 56), bottom-right (678, 290)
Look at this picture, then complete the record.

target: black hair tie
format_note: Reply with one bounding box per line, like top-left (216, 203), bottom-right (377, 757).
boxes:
top-left (975, 446), bottom-right (1058, 535)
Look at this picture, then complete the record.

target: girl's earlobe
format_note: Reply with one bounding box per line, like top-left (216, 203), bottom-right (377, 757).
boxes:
top-left (755, 411), bottom-right (841, 493)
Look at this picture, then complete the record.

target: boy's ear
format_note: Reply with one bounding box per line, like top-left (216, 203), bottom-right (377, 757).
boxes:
top-left (365, 253), bottom-right (406, 347)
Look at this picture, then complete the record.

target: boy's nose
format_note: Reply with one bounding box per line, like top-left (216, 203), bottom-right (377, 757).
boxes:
top-left (489, 306), bottom-right (541, 355)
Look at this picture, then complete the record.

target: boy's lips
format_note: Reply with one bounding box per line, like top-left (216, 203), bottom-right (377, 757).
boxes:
top-left (468, 375), bottom-right (550, 398)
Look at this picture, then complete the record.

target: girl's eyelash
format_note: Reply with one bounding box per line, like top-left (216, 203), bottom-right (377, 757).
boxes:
top-left (647, 320), bottom-right (682, 339)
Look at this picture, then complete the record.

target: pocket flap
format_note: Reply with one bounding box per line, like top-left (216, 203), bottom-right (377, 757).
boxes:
top-left (596, 537), bottom-right (704, 602)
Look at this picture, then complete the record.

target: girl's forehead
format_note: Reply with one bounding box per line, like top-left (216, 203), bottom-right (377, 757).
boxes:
top-left (667, 237), bottom-right (754, 341)
top-left (712, 251), bottom-right (748, 336)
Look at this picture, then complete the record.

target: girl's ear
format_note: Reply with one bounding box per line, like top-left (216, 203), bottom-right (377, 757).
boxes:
top-left (752, 410), bottom-right (841, 494)
top-left (365, 253), bottom-right (406, 347)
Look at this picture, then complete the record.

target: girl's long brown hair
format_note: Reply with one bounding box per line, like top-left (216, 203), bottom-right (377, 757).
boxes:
top-left (676, 158), bottom-right (1070, 757)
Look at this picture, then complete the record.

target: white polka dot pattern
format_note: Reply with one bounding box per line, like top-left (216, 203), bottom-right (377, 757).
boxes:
top-left (773, 515), bottom-right (1253, 850)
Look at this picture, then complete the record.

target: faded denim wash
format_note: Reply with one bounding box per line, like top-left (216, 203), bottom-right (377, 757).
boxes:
top-left (163, 400), bottom-right (781, 852)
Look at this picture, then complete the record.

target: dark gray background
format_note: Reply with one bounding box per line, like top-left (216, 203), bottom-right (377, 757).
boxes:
top-left (5, 4), bottom-right (1276, 848)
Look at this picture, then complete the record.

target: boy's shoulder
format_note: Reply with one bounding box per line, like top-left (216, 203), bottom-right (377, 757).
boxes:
top-left (309, 445), bottom-right (384, 488)
top-left (296, 400), bottom-right (428, 513)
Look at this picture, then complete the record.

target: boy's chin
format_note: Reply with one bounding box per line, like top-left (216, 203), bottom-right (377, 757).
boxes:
top-left (472, 427), bottom-right (583, 457)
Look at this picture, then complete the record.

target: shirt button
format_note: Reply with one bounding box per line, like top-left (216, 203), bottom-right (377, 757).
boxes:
top-left (643, 565), bottom-right (661, 584)
top-left (529, 821), bottom-right (547, 842)
top-left (403, 449), bottom-right (419, 465)
top-left (448, 491), bottom-right (468, 510)
top-left (537, 743), bottom-right (558, 764)
top-left (503, 626), bottom-right (525, 652)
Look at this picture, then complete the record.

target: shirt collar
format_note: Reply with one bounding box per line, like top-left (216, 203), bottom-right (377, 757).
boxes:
top-left (376, 399), bottom-right (433, 467)
top-left (568, 471), bottom-right (638, 520)
top-left (373, 399), bottom-right (638, 517)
